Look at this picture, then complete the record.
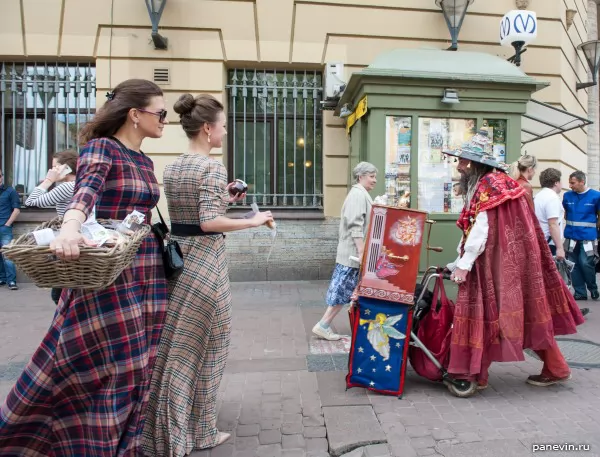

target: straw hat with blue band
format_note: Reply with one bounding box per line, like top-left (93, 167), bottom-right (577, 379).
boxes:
top-left (443, 129), bottom-right (510, 173)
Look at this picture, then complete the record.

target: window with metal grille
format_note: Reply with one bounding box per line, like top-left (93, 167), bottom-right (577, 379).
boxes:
top-left (226, 69), bottom-right (323, 208)
top-left (0, 62), bottom-right (96, 201)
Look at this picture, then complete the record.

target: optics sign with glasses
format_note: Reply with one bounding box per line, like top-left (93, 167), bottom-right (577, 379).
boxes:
top-left (500, 9), bottom-right (537, 67)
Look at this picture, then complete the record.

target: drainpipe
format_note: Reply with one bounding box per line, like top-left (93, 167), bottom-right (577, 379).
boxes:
top-left (587, 0), bottom-right (600, 188)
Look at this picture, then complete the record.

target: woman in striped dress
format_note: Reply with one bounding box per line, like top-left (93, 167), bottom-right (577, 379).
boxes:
top-left (0, 78), bottom-right (168, 456)
top-left (25, 149), bottom-right (78, 304)
top-left (25, 149), bottom-right (78, 217)
top-left (142, 94), bottom-right (273, 457)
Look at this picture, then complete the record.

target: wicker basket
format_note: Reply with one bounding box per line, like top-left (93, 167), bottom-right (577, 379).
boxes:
top-left (1, 217), bottom-right (150, 290)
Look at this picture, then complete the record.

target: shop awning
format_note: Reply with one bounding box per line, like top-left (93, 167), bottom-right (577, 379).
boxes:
top-left (521, 100), bottom-right (592, 145)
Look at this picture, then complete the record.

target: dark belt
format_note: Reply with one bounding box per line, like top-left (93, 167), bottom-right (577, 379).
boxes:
top-left (171, 223), bottom-right (223, 237)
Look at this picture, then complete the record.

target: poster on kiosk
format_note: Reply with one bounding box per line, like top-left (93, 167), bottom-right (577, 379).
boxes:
top-left (347, 205), bottom-right (427, 397)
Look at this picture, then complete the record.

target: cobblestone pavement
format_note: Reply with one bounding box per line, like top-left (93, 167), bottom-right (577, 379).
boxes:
top-left (1, 282), bottom-right (600, 457)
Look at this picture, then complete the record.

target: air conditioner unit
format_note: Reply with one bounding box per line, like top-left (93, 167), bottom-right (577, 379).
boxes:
top-left (325, 62), bottom-right (346, 99)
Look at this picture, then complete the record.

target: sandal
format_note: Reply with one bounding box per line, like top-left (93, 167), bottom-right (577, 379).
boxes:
top-left (216, 432), bottom-right (231, 446)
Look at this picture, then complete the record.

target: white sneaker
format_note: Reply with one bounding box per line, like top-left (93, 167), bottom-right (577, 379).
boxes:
top-left (312, 323), bottom-right (342, 341)
top-left (328, 324), bottom-right (350, 340)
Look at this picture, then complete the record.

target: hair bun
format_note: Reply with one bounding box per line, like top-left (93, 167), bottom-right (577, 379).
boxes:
top-left (173, 93), bottom-right (195, 116)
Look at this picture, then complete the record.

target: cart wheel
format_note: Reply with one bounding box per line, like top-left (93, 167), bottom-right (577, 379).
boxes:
top-left (444, 380), bottom-right (477, 398)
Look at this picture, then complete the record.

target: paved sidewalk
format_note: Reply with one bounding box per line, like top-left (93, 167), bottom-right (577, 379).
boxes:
top-left (1, 282), bottom-right (600, 456)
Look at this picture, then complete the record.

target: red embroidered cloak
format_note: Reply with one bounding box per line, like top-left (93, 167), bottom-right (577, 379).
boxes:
top-left (449, 171), bottom-right (584, 378)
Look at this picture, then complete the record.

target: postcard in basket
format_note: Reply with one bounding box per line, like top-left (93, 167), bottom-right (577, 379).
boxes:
top-left (357, 205), bottom-right (427, 305)
top-left (31, 228), bottom-right (58, 246)
top-left (122, 210), bottom-right (146, 230)
top-left (81, 222), bottom-right (111, 247)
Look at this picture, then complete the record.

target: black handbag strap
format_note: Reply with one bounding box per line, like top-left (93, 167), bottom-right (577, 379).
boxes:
top-left (153, 204), bottom-right (168, 229)
top-left (109, 136), bottom-right (223, 239)
top-left (108, 136), bottom-right (168, 229)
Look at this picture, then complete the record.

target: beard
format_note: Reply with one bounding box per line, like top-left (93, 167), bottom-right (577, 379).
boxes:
top-left (458, 171), bottom-right (469, 197)
top-left (458, 163), bottom-right (490, 206)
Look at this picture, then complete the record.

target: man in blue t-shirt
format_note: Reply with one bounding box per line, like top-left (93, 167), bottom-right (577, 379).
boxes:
top-left (563, 170), bottom-right (600, 300)
top-left (0, 168), bottom-right (21, 290)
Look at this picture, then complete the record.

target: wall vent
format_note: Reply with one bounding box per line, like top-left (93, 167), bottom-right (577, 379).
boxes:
top-left (153, 67), bottom-right (170, 85)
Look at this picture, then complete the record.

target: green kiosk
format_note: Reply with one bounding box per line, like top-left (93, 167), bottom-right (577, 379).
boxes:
top-left (337, 48), bottom-right (553, 272)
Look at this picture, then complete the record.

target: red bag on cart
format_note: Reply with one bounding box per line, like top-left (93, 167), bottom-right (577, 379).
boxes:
top-left (408, 275), bottom-right (454, 382)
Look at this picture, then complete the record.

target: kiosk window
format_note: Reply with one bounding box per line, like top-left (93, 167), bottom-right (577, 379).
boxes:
top-left (482, 119), bottom-right (508, 164)
top-left (417, 117), bottom-right (476, 214)
top-left (384, 116), bottom-right (412, 207)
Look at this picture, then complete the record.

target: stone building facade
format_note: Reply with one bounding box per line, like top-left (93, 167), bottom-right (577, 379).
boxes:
top-left (0, 0), bottom-right (597, 280)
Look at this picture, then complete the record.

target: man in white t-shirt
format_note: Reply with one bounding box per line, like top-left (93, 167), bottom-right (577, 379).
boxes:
top-left (534, 168), bottom-right (566, 260)
top-left (534, 168), bottom-right (589, 316)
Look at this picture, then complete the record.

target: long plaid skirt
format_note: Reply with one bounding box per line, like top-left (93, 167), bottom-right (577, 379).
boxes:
top-left (142, 234), bottom-right (232, 457)
top-left (0, 235), bottom-right (168, 457)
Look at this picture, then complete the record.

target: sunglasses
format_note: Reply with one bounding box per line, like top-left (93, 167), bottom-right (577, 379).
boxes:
top-left (138, 109), bottom-right (168, 123)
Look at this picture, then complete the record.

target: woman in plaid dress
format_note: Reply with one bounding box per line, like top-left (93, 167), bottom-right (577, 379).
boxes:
top-left (142, 94), bottom-right (273, 457)
top-left (0, 79), bottom-right (169, 456)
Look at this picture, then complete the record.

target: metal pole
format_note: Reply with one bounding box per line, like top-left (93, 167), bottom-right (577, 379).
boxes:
top-left (64, 66), bottom-right (70, 150)
top-left (54, 63), bottom-right (60, 154)
top-left (43, 63), bottom-right (50, 165)
top-left (313, 70), bottom-right (318, 207)
top-left (75, 64), bottom-right (81, 151)
top-left (252, 70), bottom-right (257, 205)
top-left (293, 72), bottom-right (298, 206)
top-left (33, 63), bottom-right (40, 186)
top-left (0, 63), bottom-right (6, 175)
top-left (231, 69), bottom-right (238, 183)
top-left (263, 70), bottom-right (267, 206)
top-left (242, 70), bottom-right (248, 205)
top-left (410, 332), bottom-right (444, 371)
top-left (283, 71), bottom-right (287, 206)
top-left (273, 70), bottom-right (278, 206)
top-left (22, 65), bottom-right (28, 191)
top-left (302, 71), bottom-right (307, 207)
top-left (11, 64), bottom-right (17, 185)
top-left (84, 64), bottom-right (92, 152)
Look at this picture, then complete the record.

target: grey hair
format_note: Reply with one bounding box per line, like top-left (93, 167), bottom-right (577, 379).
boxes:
top-left (353, 162), bottom-right (378, 182)
top-left (569, 170), bottom-right (586, 184)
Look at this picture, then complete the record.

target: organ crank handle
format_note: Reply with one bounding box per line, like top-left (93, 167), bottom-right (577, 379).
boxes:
top-left (426, 219), bottom-right (435, 241)
top-left (425, 219), bottom-right (443, 253)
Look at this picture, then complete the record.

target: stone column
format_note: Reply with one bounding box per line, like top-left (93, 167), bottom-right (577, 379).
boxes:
top-left (587, 1), bottom-right (600, 188)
